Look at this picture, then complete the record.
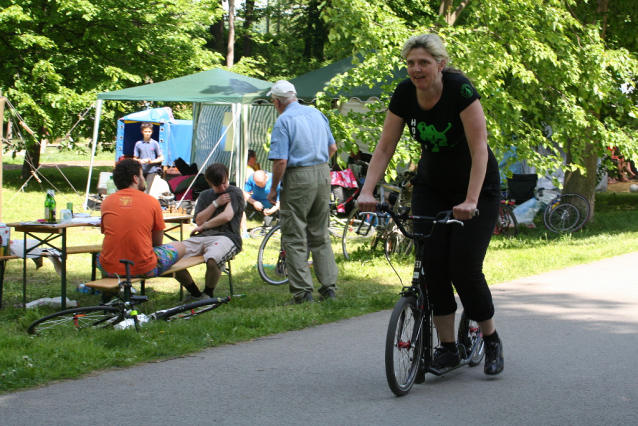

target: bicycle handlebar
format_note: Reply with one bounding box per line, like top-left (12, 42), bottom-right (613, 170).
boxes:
top-left (360, 203), bottom-right (477, 241)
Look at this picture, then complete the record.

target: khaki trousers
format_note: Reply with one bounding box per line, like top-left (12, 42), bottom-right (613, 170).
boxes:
top-left (280, 163), bottom-right (338, 299)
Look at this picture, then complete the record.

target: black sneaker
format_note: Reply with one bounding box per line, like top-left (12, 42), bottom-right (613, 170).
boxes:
top-left (484, 340), bottom-right (504, 375)
top-left (283, 292), bottom-right (314, 305)
top-left (319, 289), bottom-right (336, 301)
top-left (433, 346), bottom-right (461, 368)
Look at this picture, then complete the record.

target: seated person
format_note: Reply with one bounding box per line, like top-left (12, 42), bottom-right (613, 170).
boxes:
top-left (244, 170), bottom-right (280, 226)
top-left (97, 159), bottom-right (186, 278)
top-left (246, 149), bottom-right (259, 180)
top-left (174, 163), bottom-right (245, 302)
top-left (134, 122), bottom-right (164, 193)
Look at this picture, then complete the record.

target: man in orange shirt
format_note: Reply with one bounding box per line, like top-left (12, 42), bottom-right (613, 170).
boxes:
top-left (97, 159), bottom-right (186, 278)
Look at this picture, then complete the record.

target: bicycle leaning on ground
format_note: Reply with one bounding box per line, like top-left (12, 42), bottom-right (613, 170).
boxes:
top-left (28, 259), bottom-right (241, 335)
top-left (374, 204), bottom-right (485, 396)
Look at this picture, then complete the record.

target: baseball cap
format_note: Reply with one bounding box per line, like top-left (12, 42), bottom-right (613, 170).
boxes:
top-left (267, 80), bottom-right (297, 97)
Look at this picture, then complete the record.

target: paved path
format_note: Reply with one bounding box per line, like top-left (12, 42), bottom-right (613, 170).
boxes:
top-left (1, 253), bottom-right (637, 426)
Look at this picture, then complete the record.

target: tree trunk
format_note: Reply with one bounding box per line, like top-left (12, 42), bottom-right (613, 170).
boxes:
top-left (209, 0), bottom-right (225, 54)
top-left (561, 0), bottom-right (611, 222)
top-left (438, 0), bottom-right (470, 25)
top-left (20, 132), bottom-right (43, 181)
top-left (227, 0), bottom-right (235, 68)
top-left (303, 0), bottom-right (328, 61)
top-left (242, 0), bottom-right (255, 58)
top-left (563, 138), bottom-right (598, 223)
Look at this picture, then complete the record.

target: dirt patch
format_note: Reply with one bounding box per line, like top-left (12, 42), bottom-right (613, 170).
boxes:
top-left (606, 180), bottom-right (638, 193)
top-left (2, 160), bottom-right (115, 171)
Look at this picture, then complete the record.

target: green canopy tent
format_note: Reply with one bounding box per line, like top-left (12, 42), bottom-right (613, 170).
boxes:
top-left (288, 55), bottom-right (407, 102)
top-left (86, 68), bottom-right (274, 208)
top-left (264, 56), bottom-right (408, 160)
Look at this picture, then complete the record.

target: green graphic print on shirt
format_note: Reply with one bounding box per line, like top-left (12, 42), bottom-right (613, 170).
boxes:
top-left (415, 121), bottom-right (453, 152)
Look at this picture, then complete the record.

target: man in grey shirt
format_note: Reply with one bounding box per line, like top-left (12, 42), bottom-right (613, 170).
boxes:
top-left (175, 163), bottom-right (245, 302)
top-left (266, 80), bottom-right (338, 305)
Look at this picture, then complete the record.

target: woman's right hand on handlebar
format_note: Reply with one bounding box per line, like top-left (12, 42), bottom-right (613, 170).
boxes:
top-left (357, 192), bottom-right (378, 213)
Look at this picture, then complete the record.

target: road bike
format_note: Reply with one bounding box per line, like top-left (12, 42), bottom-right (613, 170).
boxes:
top-left (28, 259), bottom-right (242, 335)
top-left (375, 204), bottom-right (485, 396)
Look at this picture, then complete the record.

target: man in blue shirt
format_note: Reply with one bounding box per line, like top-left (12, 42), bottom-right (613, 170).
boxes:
top-left (134, 122), bottom-right (164, 193)
top-left (266, 81), bottom-right (338, 305)
top-left (244, 170), bottom-right (279, 225)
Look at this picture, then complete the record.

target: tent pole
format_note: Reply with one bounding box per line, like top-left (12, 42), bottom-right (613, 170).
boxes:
top-left (84, 99), bottom-right (103, 210)
top-left (175, 119), bottom-right (234, 209)
top-left (190, 102), bottom-right (201, 164)
top-left (240, 104), bottom-right (250, 188)
top-left (0, 91), bottom-right (5, 222)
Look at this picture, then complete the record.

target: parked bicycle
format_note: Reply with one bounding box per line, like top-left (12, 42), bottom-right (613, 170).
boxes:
top-left (256, 176), bottom-right (356, 285)
top-left (248, 211), bottom-right (279, 239)
top-left (493, 198), bottom-right (518, 237)
top-left (543, 192), bottom-right (590, 233)
top-left (374, 204), bottom-right (485, 396)
top-left (342, 170), bottom-right (414, 260)
top-left (28, 260), bottom-right (242, 335)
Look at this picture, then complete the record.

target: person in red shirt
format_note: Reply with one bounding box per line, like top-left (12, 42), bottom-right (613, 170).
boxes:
top-left (97, 159), bottom-right (185, 278)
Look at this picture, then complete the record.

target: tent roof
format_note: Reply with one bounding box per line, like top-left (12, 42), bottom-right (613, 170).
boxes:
top-left (282, 56), bottom-right (408, 102)
top-left (97, 68), bottom-right (273, 103)
top-left (119, 107), bottom-right (175, 123)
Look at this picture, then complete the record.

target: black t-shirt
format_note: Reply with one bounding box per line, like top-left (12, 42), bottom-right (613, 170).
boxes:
top-left (388, 72), bottom-right (500, 194)
top-left (193, 185), bottom-right (245, 250)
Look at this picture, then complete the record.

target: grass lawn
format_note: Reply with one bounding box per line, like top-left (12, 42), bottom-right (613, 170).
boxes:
top-left (1, 163), bottom-right (638, 394)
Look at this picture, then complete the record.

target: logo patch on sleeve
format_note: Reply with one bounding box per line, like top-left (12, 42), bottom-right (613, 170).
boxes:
top-left (461, 84), bottom-right (474, 98)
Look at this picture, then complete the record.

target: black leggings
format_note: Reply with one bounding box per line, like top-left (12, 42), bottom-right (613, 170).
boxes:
top-left (411, 184), bottom-right (500, 322)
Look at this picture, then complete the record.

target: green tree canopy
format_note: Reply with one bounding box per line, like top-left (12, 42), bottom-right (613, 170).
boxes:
top-left (0, 0), bottom-right (223, 175)
top-left (321, 0), bottom-right (638, 214)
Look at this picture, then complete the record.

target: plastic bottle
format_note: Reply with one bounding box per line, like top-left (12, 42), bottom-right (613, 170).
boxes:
top-left (106, 176), bottom-right (117, 195)
top-left (60, 202), bottom-right (73, 223)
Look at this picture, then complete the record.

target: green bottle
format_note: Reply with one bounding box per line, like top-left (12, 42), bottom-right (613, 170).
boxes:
top-left (44, 190), bottom-right (56, 222)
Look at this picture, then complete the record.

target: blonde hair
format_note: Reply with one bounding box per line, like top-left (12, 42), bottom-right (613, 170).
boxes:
top-left (401, 34), bottom-right (450, 65)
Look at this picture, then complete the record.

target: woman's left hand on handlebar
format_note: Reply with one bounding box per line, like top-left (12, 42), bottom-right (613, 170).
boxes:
top-left (453, 201), bottom-right (477, 221)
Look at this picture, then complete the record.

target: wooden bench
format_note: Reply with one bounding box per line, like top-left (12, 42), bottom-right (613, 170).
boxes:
top-left (0, 245), bottom-right (103, 309)
top-left (84, 255), bottom-right (234, 301)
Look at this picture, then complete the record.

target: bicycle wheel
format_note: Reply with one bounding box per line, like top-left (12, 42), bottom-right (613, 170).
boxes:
top-left (27, 306), bottom-right (123, 335)
top-left (543, 193), bottom-right (590, 233)
top-left (328, 216), bottom-right (346, 240)
top-left (342, 207), bottom-right (377, 260)
top-left (257, 225), bottom-right (289, 285)
top-left (385, 296), bottom-right (423, 396)
top-left (457, 310), bottom-right (485, 367)
top-left (249, 226), bottom-right (270, 239)
top-left (153, 296), bottom-right (231, 320)
top-left (494, 204), bottom-right (518, 237)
